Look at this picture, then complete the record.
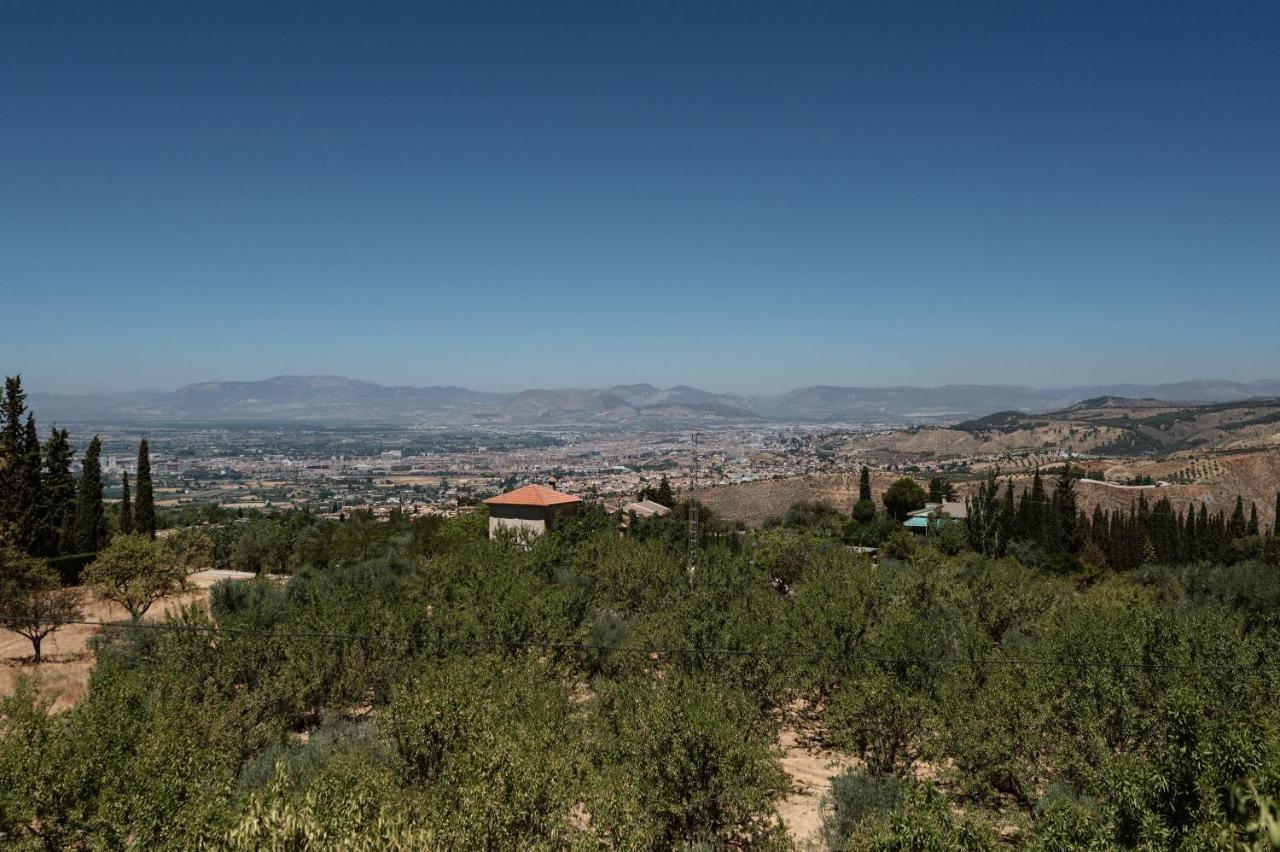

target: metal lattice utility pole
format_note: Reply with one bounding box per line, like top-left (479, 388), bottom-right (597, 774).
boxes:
top-left (687, 431), bottom-right (701, 573)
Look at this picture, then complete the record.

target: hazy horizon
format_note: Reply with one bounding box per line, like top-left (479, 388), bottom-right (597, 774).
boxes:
top-left (23, 371), bottom-right (1280, 400)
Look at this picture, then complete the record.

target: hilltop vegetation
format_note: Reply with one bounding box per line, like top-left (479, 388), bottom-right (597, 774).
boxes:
top-left (954, 397), bottom-right (1280, 456)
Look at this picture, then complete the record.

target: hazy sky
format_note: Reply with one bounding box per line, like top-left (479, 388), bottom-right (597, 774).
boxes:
top-left (3, 1), bottom-right (1278, 394)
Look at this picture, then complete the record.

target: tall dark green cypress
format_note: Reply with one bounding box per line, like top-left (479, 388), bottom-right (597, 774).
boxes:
top-left (42, 428), bottom-right (77, 555)
top-left (999, 482), bottom-right (1017, 547)
top-left (858, 466), bottom-right (872, 502)
top-left (119, 471), bottom-right (133, 534)
top-left (1196, 504), bottom-right (1210, 561)
top-left (1273, 492), bottom-right (1280, 538)
top-left (72, 435), bottom-right (107, 552)
top-left (1183, 505), bottom-right (1196, 561)
top-left (1150, 497), bottom-right (1177, 564)
top-left (653, 475), bottom-right (674, 508)
top-left (135, 438), bottom-right (155, 538)
top-left (1229, 495), bottom-right (1246, 541)
top-left (0, 375), bottom-right (29, 543)
top-left (1211, 510), bottom-right (1228, 562)
top-left (1129, 503), bottom-right (1146, 567)
top-left (1136, 492), bottom-right (1151, 543)
top-left (1017, 468), bottom-right (1046, 544)
top-left (16, 414), bottom-right (47, 554)
top-left (1105, 510), bottom-right (1122, 567)
top-left (1090, 504), bottom-right (1107, 551)
top-left (964, 469), bottom-right (1003, 555)
top-left (1247, 502), bottom-right (1260, 537)
top-left (1052, 465), bottom-right (1078, 553)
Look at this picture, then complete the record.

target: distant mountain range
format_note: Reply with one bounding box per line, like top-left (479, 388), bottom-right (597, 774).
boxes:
top-left (26, 375), bottom-right (1280, 427)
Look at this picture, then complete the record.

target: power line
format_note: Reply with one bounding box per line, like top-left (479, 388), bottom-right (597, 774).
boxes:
top-left (4, 615), bottom-right (1276, 674)
top-left (687, 430), bottom-right (700, 573)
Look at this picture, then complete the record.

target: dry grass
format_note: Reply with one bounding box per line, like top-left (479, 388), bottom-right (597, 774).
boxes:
top-left (0, 570), bottom-right (256, 714)
top-left (702, 470), bottom-right (906, 527)
top-left (776, 725), bottom-right (858, 850)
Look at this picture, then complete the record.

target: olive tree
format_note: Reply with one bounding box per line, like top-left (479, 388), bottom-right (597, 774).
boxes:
top-left (0, 547), bottom-right (82, 662)
top-left (83, 534), bottom-right (188, 619)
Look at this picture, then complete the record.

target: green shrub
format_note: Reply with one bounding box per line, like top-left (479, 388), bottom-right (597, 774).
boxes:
top-left (822, 769), bottom-right (907, 849)
top-left (824, 780), bottom-right (995, 851)
top-left (881, 529), bottom-right (919, 561)
top-left (236, 716), bottom-right (382, 795)
top-left (587, 674), bottom-right (789, 849)
top-left (382, 654), bottom-right (584, 848)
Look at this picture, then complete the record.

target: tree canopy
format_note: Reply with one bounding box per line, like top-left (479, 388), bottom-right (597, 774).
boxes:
top-left (881, 478), bottom-right (927, 521)
top-left (82, 534), bottom-right (188, 619)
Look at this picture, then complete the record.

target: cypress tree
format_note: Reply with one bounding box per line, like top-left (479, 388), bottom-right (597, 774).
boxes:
top-left (72, 436), bottom-right (107, 552)
top-left (42, 428), bottom-right (77, 555)
top-left (135, 438), bottom-right (155, 538)
top-left (16, 415), bottom-right (47, 554)
top-left (1105, 510), bottom-right (1122, 567)
top-left (1211, 510), bottom-right (1228, 562)
top-left (653, 475), bottom-right (674, 508)
top-left (858, 466), bottom-right (872, 502)
top-left (1247, 502), bottom-right (1260, 537)
top-left (1136, 492), bottom-right (1151, 543)
top-left (119, 471), bottom-right (133, 534)
top-left (0, 375), bottom-right (28, 542)
top-left (1018, 468), bottom-right (1047, 545)
top-left (1090, 504), bottom-right (1107, 551)
top-left (1229, 496), bottom-right (1246, 541)
top-left (1183, 505), bottom-right (1197, 562)
top-left (1052, 465), bottom-right (1079, 553)
top-left (1196, 504), bottom-right (1210, 561)
top-left (1127, 504), bottom-right (1145, 568)
top-left (1150, 497), bottom-right (1176, 564)
top-left (1273, 492), bottom-right (1279, 538)
top-left (999, 481), bottom-right (1018, 546)
top-left (964, 469), bottom-right (1003, 555)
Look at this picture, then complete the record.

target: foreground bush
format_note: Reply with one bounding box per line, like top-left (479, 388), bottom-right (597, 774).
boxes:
top-left (588, 674), bottom-right (789, 849)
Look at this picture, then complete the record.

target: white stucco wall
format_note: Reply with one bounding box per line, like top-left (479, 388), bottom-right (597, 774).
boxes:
top-left (489, 515), bottom-right (548, 540)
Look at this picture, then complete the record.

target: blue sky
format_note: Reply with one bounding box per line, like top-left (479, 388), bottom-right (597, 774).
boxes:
top-left (3, 1), bottom-right (1278, 394)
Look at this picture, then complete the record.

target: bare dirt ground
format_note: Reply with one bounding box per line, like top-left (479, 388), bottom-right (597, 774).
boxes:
top-left (702, 470), bottom-right (905, 527)
top-left (777, 725), bottom-right (856, 850)
top-left (0, 570), bottom-right (256, 713)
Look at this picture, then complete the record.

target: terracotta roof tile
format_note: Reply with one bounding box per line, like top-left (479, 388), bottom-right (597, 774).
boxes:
top-left (483, 484), bottom-right (582, 507)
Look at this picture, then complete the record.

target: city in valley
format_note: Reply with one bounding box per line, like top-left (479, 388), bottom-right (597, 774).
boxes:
top-left (71, 422), bottom-right (897, 520)
top-left (56, 381), bottom-right (1280, 533)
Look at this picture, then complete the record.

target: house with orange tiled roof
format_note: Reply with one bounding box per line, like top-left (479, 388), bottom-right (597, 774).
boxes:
top-left (482, 477), bottom-right (582, 541)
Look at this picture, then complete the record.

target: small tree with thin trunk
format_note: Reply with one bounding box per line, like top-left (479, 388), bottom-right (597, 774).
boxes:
top-left (0, 547), bottom-right (83, 663)
top-left (83, 534), bottom-right (187, 620)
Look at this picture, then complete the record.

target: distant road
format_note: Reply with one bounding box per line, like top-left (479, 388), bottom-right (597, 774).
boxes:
top-left (1078, 478), bottom-right (1170, 489)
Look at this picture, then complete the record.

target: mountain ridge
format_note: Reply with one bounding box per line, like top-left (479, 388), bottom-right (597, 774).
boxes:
top-left (26, 375), bottom-right (1280, 426)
